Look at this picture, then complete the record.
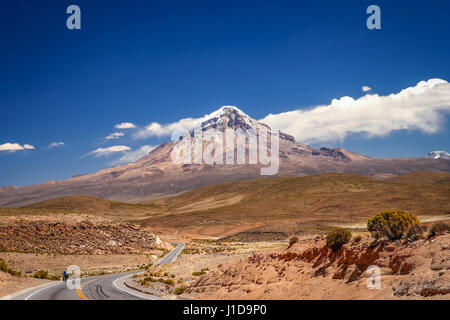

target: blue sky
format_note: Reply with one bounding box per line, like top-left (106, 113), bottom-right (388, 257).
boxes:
top-left (1, 0), bottom-right (450, 187)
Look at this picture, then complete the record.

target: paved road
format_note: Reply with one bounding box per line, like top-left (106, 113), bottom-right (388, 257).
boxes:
top-left (156, 241), bottom-right (185, 265)
top-left (12, 242), bottom-right (185, 300)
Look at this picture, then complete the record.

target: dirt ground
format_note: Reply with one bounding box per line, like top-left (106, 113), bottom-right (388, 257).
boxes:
top-left (186, 233), bottom-right (450, 300)
top-left (0, 252), bottom-right (159, 278)
top-left (0, 271), bottom-right (49, 298)
top-left (126, 239), bottom-right (285, 298)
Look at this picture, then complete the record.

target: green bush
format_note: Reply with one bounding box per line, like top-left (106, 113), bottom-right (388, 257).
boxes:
top-left (0, 259), bottom-right (9, 273)
top-left (367, 210), bottom-right (420, 240)
top-left (48, 274), bottom-right (61, 281)
top-left (163, 278), bottom-right (175, 286)
top-left (33, 270), bottom-right (48, 279)
top-left (175, 286), bottom-right (187, 295)
top-left (427, 221), bottom-right (449, 239)
top-left (192, 268), bottom-right (208, 276)
top-left (0, 259), bottom-right (21, 277)
top-left (326, 228), bottom-right (352, 251)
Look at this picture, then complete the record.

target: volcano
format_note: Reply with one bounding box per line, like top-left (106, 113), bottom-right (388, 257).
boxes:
top-left (1, 106), bottom-right (449, 207)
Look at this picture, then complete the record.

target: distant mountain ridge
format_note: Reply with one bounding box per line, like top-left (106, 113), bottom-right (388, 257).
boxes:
top-left (1, 106), bottom-right (450, 207)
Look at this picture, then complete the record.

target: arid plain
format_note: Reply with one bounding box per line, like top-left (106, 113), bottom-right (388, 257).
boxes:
top-left (1, 170), bottom-right (449, 299)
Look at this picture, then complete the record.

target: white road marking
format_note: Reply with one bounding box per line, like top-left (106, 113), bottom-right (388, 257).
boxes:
top-left (22, 242), bottom-right (185, 300)
top-left (112, 242), bottom-right (185, 300)
top-left (112, 273), bottom-right (159, 300)
top-left (24, 282), bottom-right (61, 300)
top-left (23, 276), bottom-right (98, 300)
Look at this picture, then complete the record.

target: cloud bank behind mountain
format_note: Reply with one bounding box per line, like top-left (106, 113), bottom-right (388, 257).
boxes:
top-left (133, 79), bottom-right (450, 145)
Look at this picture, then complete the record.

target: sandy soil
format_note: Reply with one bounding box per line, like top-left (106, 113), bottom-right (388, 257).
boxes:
top-left (0, 271), bottom-right (49, 298)
top-left (127, 240), bottom-right (285, 298)
top-left (186, 234), bottom-right (450, 300)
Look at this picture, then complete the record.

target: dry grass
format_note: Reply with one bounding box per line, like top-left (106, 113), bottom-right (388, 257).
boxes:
top-left (388, 171), bottom-right (450, 184)
top-left (2, 172), bottom-right (449, 239)
top-left (0, 195), bottom-right (162, 221)
top-left (140, 172), bottom-right (450, 237)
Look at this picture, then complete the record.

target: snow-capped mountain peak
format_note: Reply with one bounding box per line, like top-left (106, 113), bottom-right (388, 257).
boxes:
top-left (195, 105), bottom-right (269, 132)
top-left (426, 151), bottom-right (450, 160)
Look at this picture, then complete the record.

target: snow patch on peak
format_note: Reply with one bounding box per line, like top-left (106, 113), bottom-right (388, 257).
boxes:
top-left (204, 105), bottom-right (251, 122)
top-left (426, 151), bottom-right (450, 160)
top-left (195, 105), bottom-right (268, 132)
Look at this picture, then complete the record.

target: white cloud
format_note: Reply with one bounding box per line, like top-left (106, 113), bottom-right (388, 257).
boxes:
top-left (114, 122), bottom-right (136, 129)
top-left (134, 118), bottom-right (203, 139)
top-left (130, 79), bottom-right (450, 146)
top-left (87, 145), bottom-right (131, 157)
top-left (262, 78), bottom-right (450, 144)
top-left (109, 145), bottom-right (157, 165)
top-left (0, 142), bottom-right (35, 152)
top-left (362, 86), bottom-right (372, 92)
top-left (133, 110), bottom-right (229, 140)
top-left (105, 132), bottom-right (125, 140)
top-left (48, 142), bottom-right (65, 149)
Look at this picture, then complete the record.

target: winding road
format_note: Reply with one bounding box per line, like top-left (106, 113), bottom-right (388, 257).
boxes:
top-left (11, 241), bottom-right (185, 300)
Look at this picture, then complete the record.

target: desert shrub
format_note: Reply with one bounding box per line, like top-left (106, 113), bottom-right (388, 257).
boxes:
top-left (427, 221), bottom-right (449, 239)
top-left (140, 263), bottom-right (153, 270)
top-left (405, 223), bottom-right (423, 241)
top-left (48, 274), bottom-right (61, 281)
top-left (352, 235), bottom-right (362, 244)
top-left (288, 236), bottom-right (299, 247)
top-left (0, 260), bottom-right (8, 273)
top-left (182, 248), bottom-right (201, 254)
top-left (139, 276), bottom-right (158, 286)
top-left (192, 268), bottom-right (208, 276)
top-left (8, 269), bottom-right (21, 277)
top-left (162, 278), bottom-right (175, 286)
top-left (33, 270), bottom-right (48, 279)
top-left (367, 210), bottom-right (420, 240)
top-left (0, 259), bottom-right (21, 277)
top-left (326, 228), bottom-right (352, 251)
top-left (175, 286), bottom-right (187, 295)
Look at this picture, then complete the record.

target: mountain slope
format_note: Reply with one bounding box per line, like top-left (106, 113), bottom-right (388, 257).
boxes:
top-left (6, 172), bottom-right (449, 238)
top-left (23, 195), bottom-right (159, 218)
top-left (388, 170), bottom-right (450, 184)
top-left (1, 106), bottom-right (450, 207)
top-left (139, 172), bottom-right (450, 238)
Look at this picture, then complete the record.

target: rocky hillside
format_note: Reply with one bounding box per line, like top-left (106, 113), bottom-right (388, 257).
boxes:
top-left (187, 234), bottom-right (450, 299)
top-left (0, 215), bottom-right (169, 255)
